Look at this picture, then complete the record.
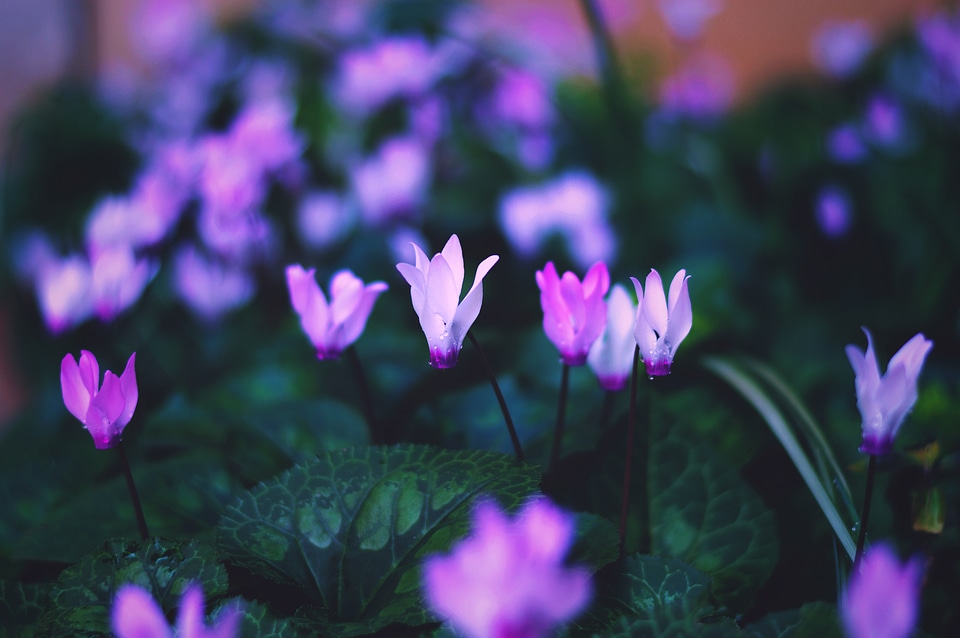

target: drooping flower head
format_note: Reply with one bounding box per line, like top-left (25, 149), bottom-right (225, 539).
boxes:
top-left (112, 583), bottom-right (241, 638)
top-left (61, 351), bottom-right (138, 450)
top-left (631, 269), bottom-right (692, 376)
top-left (587, 284), bottom-right (639, 391)
top-left (423, 498), bottom-right (592, 638)
top-left (846, 329), bottom-right (933, 455)
top-left (841, 543), bottom-right (923, 638)
top-left (287, 265), bottom-right (388, 361)
top-left (536, 261), bottom-right (609, 366)
top-left (397, 235), bottom-right (498, 369)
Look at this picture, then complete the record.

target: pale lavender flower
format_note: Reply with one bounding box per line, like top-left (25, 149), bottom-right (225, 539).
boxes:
top-left (846, 329), bottom-right (933, 455)
top-left (658, 0), bottom-right (724, 41)
top-left (864, 94), bottom-right (905, 148)
top-left (296, 190), bottom-right (355, 251)
top-left (86, 178), bottom-right (182, 254)
top-left (815, 186), bottom-right (853, 238)
top-left (197, 134), bottom-right (267, 217)
top-left (659, 53), bottom-right (734, 119)
top-left (396, 235), bottom-right (498, 369)
top-left (490, 68), bottom-right (554, 130)
top-left (423, 498), bottom-right (591, 638)
top-left (36, 254), bottom-right (93, 334)
top-left (827, 125), bottom-right (867, 164)
top-left (536, 261), bottom-right (609, 366)
top-left (286, 265), bottom-right (387, 360)
top-left (229, 98), bottom-right (305, 176)
top-left (61, 351), bottom-right (137, 450)
top-left (173, 246), bottom-right (255, 322)
top-left (197, 207), bottom-right (274, 265)
top-left (588, 284), bottom-right (639, 391)
top-left (352, 136), bottom-right (431, 227)
top-left (841, 544), bottom-right (922, 638)
top-left (90, 245), bottom-right (156, 321)
top-left (631, 269), bottom-right (692, 376)
top-left (811, 20), bottom-right (873, 79)
top-left (112, 583), bottom-right (240, 638)
top-left (133, 0), bottom-right (209, 68)
top-left (333, 37), bottom-right (441, 115)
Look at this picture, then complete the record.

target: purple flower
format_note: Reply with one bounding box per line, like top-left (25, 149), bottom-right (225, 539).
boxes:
top-left (229, 98), bottom-right (304, 176)
top-left (630, 269), bottom-right (692, 376)
top-left (296, 191), bottom-right (355, 251)
top-left (173, 246), bottom-right (255, 322)
top-left (536, 261), bottom-right (609, 366)
top-left (846, 329), bottom-right (933, 455)
top-left (112, 583), bottom-right (241, 638)
top-left (659, 52), bottom-right (734, 119)
top-left (658, 0), bottom-right (724, 41)
top-left (864, 94), bottom-right (905, 148)
top-left (333, 37), bottom-right (441, 115)
top-left (286, 265), bottom-right (388, 360)
top-left (36, 254), bottom-right (93, 334)
top-left (423, 498), bottom-right (591, 638)
top-left (588, 284), bottom-right (639, 391)
top-left (90, 246), bottom-right (156, 321)
top-left (352, 136), bottom-right (431, 227)
top-left (841, 544), bottom-right (922, 638)
top-left (61, 351), bottom-right (138, 450)
top-left (827, 125), bottom-right (867, 164)
top-left (396, 235), bottom-right (498, 369)
top-left (489, 68), bottom-right (554, 130)
top-left (811, 19), bottom-right (873, 79)
top-left (815, 186), bottom-right (853, 238)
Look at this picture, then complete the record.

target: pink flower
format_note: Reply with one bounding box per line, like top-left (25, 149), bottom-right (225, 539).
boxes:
top-left (423, 498), bottom-right (591, 638)
top-left (536, 261), bottom-right (609, 366)
top-left (846, 329), bottom-right (933, 455)
top-left (630, 269), bottom-right (692, 376)
top-left (173, 245), bottom-right (255, 322)
top-left (587, 284), bottom-right (638, 391)
top-left (35, 254), bottom-right (93, 334)
top-left (90, 245), bottom-right (156, 321)
top-left (396, 235), bottom-right (498, 369)
top-left (286, 266), bottom-right (387, 360)
top-left (112, 583), bottom-right (241, 638)
top-left (61, 351), bottom-right (138, 450)
top-left (841, 544), bottom-right (922, 638)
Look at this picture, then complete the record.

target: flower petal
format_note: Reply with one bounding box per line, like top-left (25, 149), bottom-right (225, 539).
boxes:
top-left (61, 353), bottom-right (91, 424)
top-left (337, 281), bottom-right (388, 349)
top-left (111, 584), bottom-right (172, 638)
top-left (663, 273), bottom-right (692, 349)
top-left (118, 352), bottom-right (138, 430)
top-left (78, 350), bottom-right (100, 397)
top-left (450, 254), bottom-right (498, 347)
top-left (440, 234), bottom-right (465, 297)
top-left (396, 262), bottom-right (426, 316)
top-left (641, 269), bottom-right (668, 337)
top-left (328, 270), bottom-right (364, 326)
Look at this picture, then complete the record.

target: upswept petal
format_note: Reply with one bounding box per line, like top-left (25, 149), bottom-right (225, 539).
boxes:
top-left (641, 269), bottom-right (668, 337)
top-left (61, 354), bottom-right (91, 423)
top-left (559, 272), bottom-right (587, 331)
top-left (520, 498), bottom-right (575, 563)
top-left (667, 269), bottom-right (687, 313)
top-left (889, 333), bottom-right (933, 380)
top-left (440, 234), bottom-right (465, 295)
top-left (582, 261), bottom-right (610, 300)
top-left (664, 273), bottom-right (692, 347)
top-left (118, 353), bottom-right (139, 429)
top-left (451, 254), bottom-right (499, 347)
top-left (79, 350), bottom-right (100, 397)
top-left (396, 262), bottom-right (426, 313)
top-left (588, 284), bottom-right (638, 390)
top-left (111, 584), bottom-right (172, 638)
top-left (338, 281), bottom-right (388, 348)
top-left (425, 254), bottom-right (459, 327)
top-left (630, 277), bottom-right (658, 358)
top-left (176, 586), bottom-right (205, 638)
top-left (329, 270), bottom-right (364, 325)
top-left (287, 266), bottom-right (330, 340)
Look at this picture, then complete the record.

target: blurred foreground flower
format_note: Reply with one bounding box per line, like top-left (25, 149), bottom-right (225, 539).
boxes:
top-left (846, 329), bottom-right (933, 455)
top-left (841, 543), bottom-right (922, 638)
top-left (112, 583), bottom-right (240, 638)
top-left (61, 351), bottom-right (138, 450)
top-left (423, 498), bottom-right (591, 638)
top-left (536, 262), bottom-right (609, 366)
top-left (397, 235), bottom-right (498, 368)
top-left (631, 269), bottom-right (692, 376)
top-left (588, 284), bottom-right (638, 391)
top-left (286, 265), bottom-right (388, 360)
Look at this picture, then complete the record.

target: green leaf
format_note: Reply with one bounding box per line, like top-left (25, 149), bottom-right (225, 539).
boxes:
top-left (741, 602), bottom-right (842, 638)
top-left (217, 445), bottom-right (542, 636)
top-left (233, 599), bottom-right (301, 638)
top-left (36, 538), bottom-right (228, 637)
top-left (568, 513), bottom-right (620, 572)
top-left (0, 581), bottom-right (49, 637)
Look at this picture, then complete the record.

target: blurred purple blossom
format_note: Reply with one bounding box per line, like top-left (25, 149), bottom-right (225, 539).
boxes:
top-left (266, 0), bottom-right (374, 42)
top-left (588, 284), bottom-right (639, 391)
top-left (90, 246), bottom-right (157, 322)
top-left (112, 584), bottom-right (240, 638)
top-left (10, 230), bottom-right (57, 285)
top-left (197, 134), bottom-right (267, 217)
top-left (490, 68), bottom-right (555, 130)
top-left (863, 94), bottom-right (906, 148)
top-left (133, 0), bottom-right (209, 68)
top-left (815, 186), bottom-right (853, 238)
top-left (842, 544), bottom-right (922, 638)
top-left (62, 351), bottom-right (138, 450)
top-left (498, 172), bottom-right (615, 269)
top-left (827, 124), bottom-right (867, 164)
top-left (917, 11), bottom-right (960, 91)
top-left (659, 53), bottom-right (734, 119)
top-left (36, 254), bottom-right (93, 334)
top-left (85, 176), bottom-right (183, 255)
top-left (197, 208), bottom-right (274, 265)
top-left (296, 191), bottom-right (355, 251)
top-left (352, 136), bottom-right (431, 227)
top-left (422, 498), bottom-right (591, 638)
top-left (410, 96), bottom-right (447, 144)
top-left (811, 20), bottom-right (873, 79)
top-left (229, 98), bottom-right (305, 177)
top-left (173, 246), bottom-right (255, 322)
top-left (658, 0), bottom-right (724, 41)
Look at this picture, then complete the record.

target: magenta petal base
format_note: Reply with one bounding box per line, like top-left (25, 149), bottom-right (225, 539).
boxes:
top-left (644, 359), bottom-right (673, 377)
top-left (429, 347), bottom-right (461, 369)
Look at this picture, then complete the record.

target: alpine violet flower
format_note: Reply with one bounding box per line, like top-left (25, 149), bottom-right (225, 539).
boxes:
top-left (841, 543), bottom-right (922, 638)
top-left (396, 234), bottom-right (498, 369)
top-left (423, 498), bottom-right (591, 638)
top-left (112, 583), bottom-right (241, 638)
top-left (35, 254), bottom-right (93, 334)
top-left (587, 284), bottom-right (639, 391)
top-left (61, 351), bottom-right (138, 450)
top-left (536, 262), bottom-right (609, 366)
top-left (846, 329), bottom-right (933, 455)
top-left (630, 269), bottom-right (692, 376)
top-left (286, 265), bottom-right (388, 360)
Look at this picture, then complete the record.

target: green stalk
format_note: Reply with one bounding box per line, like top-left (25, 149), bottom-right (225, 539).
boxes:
top-left (118, 440), bottom-right (149, 540)
top-left (467, 332), bottom-right (525, 462)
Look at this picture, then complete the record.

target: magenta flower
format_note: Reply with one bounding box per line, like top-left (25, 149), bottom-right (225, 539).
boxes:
top-left (630, 269), bottom-right (692, 376)
top-left (841, 544), bottom-right (922, 638)
top-left (846, 329), bottom-right (933, 455)
top-left (587, 284), bottom-right (639, 391)
top-left (423, 498), bottom-right (591, 638)
top-left (536, 261), bottom-right (609, 366)
top-left (287, 265), bottom-right (388, 361)
top-left (112, 583), bottom-right (241, 638)
top-left (396, 234), bottom-right (498, 369)
top-left (61, 351), bottom-right (138, 450)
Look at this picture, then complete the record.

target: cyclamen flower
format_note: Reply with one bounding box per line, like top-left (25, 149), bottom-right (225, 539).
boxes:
top-left (112, 584), bottom-right (240, 638)
top-left (286, 265), bottom-right (388, 360)
top-left (587, 284), bottom-right (639, 391)
top-left (631, 269), bottom-right (692, 376)
top-left (536, 261), bottom-right (609, 366)
top-left (61, 351), bottom-right (138, 450)
top-left (841, 544), bottom-right (922, 638)
top-left (423, 498), bottom-right (591, 638)
top-left (396, 235), bottom-right (498, 369)
top-left (846, 329), bottom-right (933, 455)
top-left (35, 254), bottom-right (93, 334)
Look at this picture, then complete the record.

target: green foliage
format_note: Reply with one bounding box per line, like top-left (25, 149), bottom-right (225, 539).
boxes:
top-left (0, 581), bottom-right (48, 638)
top-left (740, 602), bottom-right (843, 638)
top-left (217, 445), bottom-right (541, 635)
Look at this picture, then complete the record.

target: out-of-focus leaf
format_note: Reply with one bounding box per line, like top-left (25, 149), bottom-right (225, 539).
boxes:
top-left (740, 602), bottom-right (842, 638)
top-left (0, 580), bottom-right (49, 637)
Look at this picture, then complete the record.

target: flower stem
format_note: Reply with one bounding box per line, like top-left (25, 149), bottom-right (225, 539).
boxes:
top-left (598, 389), bottom-right (616, 431)
top-left (550, 363), bottom-right (571, 471)
top-left (854, 453), bottom-right (878, 568)
top-left (118, 440), bottom-right (149, 541)
top-left (346, 346), bottom-right (381, 444)
top-left (619, 346), bottom-right (639, 557)
top-left (467, 332), bottom-right (524, 462)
